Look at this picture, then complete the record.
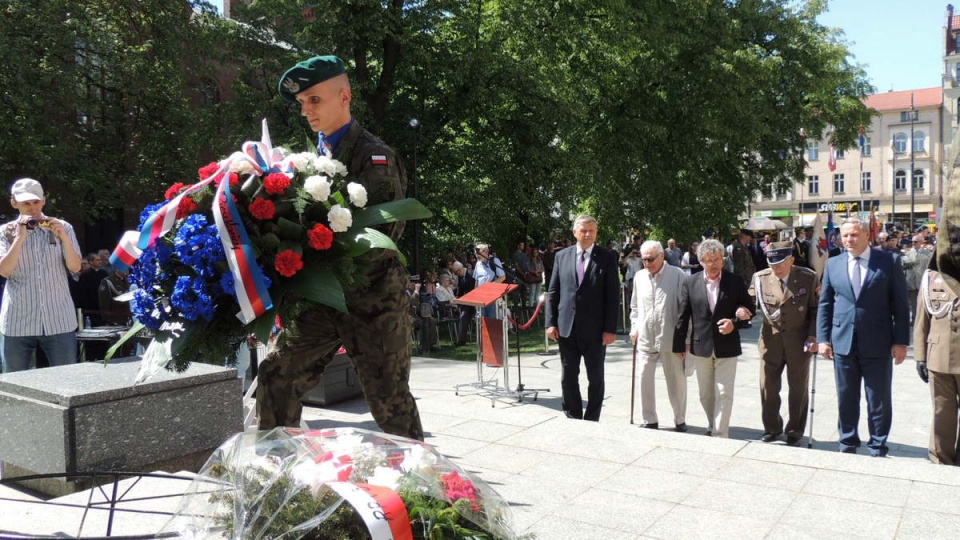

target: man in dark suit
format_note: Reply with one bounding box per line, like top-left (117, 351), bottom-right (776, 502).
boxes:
top-left (818, 218), bottom-right (910, 456)
top-left (673, 239), bottom-right (754, 438)
top-left (546, 215), bottom-right (621, 421)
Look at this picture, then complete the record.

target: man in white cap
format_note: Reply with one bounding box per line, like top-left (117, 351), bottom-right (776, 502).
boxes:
top-left (0, 178), bottom-right (82, 372)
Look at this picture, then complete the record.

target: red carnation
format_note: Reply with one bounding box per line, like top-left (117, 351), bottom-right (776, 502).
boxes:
top-left (275, 249), bottom-right (304, 277)
top-left (164, 182), bottom-right (185, 201)
top-left (307, 223), bottom-right (334, 251)
top-left (229, 172), bottom-right (240, 186)
top-left (198, 161), bottom-right (219, 180)
top-left (175, 198), bottom-right (197, 219)
top-left (263, 173), bottom-right (291, 195)
top-left (249, 198), bottom-right (276, 220)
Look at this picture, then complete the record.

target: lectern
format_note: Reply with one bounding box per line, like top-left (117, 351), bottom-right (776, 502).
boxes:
top-left (452, 282), bottom-right (518, 403)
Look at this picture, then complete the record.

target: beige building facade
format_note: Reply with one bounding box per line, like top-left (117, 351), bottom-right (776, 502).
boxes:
top-left (752, 5), bottom-right (960, 233)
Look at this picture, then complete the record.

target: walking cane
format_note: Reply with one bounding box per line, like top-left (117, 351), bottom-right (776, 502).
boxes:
top-left (629, 338), bottom-right (638, 424)
top-left (807, 350), bottom-right (818, 449)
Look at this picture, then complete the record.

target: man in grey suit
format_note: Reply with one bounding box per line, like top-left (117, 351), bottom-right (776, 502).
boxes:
top-left (546, 215), bottom-right (621, 421)
top-left (817, 218), bottom-right (909, 456)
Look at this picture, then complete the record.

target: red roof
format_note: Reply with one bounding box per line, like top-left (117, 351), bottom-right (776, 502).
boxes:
top-left (863, 87), bottom-right (942, 111)
top-left (952, 15), bottom-right (960, 31)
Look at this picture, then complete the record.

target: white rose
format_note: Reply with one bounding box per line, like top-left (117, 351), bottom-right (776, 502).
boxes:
top-left (315, 155), bottom-right (347, 177)
top-left (366, 466), bottom-right (403, 490)
top-left (303, 175), bottom-right (331, 201)
top-left (328, 204), bottom-right (353, 232)
top-left (289, 152), bottom-right (316, 172)
top-left (227, 154), bottom-right (256, 175)
top-left (347, 182), bottom-right (368, 208)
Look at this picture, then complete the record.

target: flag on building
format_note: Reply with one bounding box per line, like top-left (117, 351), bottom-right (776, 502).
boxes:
top-left (869, 205), bottom-right (879, 246)
top-left (828, 143), bottom-right (837, 172)
top-left (809, 213), bottom-right (828, 278)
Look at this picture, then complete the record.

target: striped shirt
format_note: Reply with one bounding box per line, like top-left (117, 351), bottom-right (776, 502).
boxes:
top-left (0, 218), bottom-right (81, 336)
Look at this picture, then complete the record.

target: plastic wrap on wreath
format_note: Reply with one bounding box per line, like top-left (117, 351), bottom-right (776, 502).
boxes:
top-left (161, 427), bottom-right (522, 539)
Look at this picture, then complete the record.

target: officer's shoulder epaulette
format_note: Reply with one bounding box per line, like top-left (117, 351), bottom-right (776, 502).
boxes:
top-left (755, 268), bottom-right (773, 278)
top-left (794, 266), bottom-right (816, 278)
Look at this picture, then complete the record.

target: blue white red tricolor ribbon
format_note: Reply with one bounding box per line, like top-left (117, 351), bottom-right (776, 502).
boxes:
top-left (110, 120), bottom-right (295, 324)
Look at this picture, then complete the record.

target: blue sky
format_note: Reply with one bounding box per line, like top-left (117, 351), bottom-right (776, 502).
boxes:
top-left (209, 0), bottom-right (945, 93)
top-left (817, 1), bottom-right (946, 92)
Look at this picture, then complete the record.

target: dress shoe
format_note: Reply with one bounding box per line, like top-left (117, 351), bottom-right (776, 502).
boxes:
top-left (640, 422), bottom-right (659, 430)
top-left (704, 430), bottom-right (712, 437)
top-left (786, 435), bottom-right (802, 446)
top-left (674, 423), bottom-right (688, 433)
top-left (760, 433), bottom-right (780, 443)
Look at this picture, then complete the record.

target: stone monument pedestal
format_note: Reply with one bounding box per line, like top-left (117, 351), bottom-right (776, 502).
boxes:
top-left (0, 357), bottom-right (241, 497)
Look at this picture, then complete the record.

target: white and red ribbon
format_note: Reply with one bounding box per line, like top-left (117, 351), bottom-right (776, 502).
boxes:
top-left (326, 482), bottom-right (413, 540)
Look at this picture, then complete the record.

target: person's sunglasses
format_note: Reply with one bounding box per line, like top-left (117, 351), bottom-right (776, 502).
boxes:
top-left (641, 257), bottom-right (659, 263)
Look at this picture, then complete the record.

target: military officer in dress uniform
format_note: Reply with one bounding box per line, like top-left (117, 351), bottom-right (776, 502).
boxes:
top-left (749, 241), bottom-right (819, 446)
top-left (914, 265), bottom-right (960, 464)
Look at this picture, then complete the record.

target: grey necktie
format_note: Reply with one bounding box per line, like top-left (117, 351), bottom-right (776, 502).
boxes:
top-left (577, 251), bottom-right (586, 284)
top-left (851, 256), bottom-right (862, 298)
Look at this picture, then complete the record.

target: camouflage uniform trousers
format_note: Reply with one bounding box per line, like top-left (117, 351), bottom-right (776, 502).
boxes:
top-left (257, 262), bottom-right (424, 441)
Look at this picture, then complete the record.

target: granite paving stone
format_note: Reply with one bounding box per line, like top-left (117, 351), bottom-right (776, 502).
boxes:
top-left (779, 493), bottom-right (903, 538)
top-left (681, 477), bottom-right (797, 522)
top-left (802, 469), bottom-right (913, 507)
top-left (642, 504), bottom-right (775, 539)
top-left (895, 508), bottom-right (960, 539)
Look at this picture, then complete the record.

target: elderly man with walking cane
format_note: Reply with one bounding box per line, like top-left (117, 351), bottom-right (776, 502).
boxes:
top-left (629, 240), bottom-right (688, 431)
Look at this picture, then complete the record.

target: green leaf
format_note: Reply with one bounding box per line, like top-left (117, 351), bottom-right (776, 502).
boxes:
top-left (287, 266), bottom-right (347, 312)
top-left (250, 306), bottom-right (277, 344)
top-left (342, 227), bottom-right (403, 260)
top-left (103, 321), bottom-right (146, 363)
top-left (331, 191), bottom-right (346, 207)
top-left (351, 199), bottom-right (433, 228)
top-left (277, 216), bottom-right (303, 241)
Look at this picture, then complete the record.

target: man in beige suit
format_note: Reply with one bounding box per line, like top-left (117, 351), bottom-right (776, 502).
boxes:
top-left (750, 241), bottom-right (819, 446)
top-left (914, 266), bottom-right (960, 464)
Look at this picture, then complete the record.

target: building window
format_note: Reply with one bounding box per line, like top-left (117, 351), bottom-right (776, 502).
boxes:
top-left (863, 136), bottom-right (871, 156)
top-left (913, 169), bottom-right (925, 192)
top-left (893, 132), bottom-right (907, 154)
top-left (913, 131), bottom-right (925, 153)
top-left (900, 110), bottom-right (919, 122)
top-left (836, 148), bottom-right (845, 159)
top-left (895, 169), bottom-right (907, 191)
top-left (777, 184), bottom-right (789, 200)
top-left (833, 173), bottom-right (845, 194)
top-left (861, 171), bottom-right (871, 193)
top-left (808, 175), bottom-right (819, 195)
top-left (807, 142), bottom-right (819, 161)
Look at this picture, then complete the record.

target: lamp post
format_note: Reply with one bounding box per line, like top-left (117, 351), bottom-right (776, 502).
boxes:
top-left (909, 93), bottom-right (916, 232)
top-left (409, 118), bottom-right (421, 274)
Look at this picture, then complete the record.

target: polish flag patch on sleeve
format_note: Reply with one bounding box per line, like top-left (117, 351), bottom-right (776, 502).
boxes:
top-left (371, 154), bottom-right (388, 165)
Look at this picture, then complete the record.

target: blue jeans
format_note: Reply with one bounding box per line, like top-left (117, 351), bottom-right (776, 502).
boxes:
top-left (2, 332), bottom-right (77, 373)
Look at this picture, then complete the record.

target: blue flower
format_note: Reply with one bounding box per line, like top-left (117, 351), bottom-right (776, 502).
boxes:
top-left (131, 288), bottom-right (169, 330)
top-left (174, 216), bottom-right (226, 278)
top-left (171, 276), bottom-right (216, 322)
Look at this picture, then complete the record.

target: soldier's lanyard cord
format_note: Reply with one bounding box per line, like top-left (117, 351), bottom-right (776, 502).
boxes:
top-left (921, 270), bottom-right (953, 319)
top-left (754, 275), bottom-right (782, 322)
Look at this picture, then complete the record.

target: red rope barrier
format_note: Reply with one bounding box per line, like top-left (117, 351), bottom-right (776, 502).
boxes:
top-left (507, 298), bottom-right (544, 330)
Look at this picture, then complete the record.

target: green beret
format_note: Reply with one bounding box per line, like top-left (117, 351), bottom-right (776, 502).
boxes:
top-left (278, 55), bottom-right (346, 102)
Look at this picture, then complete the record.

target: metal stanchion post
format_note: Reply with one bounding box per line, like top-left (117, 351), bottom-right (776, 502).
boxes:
top-left (537, 293), bottom-right (555, 355)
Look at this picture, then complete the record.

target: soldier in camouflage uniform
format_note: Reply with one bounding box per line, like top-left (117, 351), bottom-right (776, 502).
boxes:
top-left (730, 231), bottom-right (756, 291)
top-left (257, 55), bottom-right (423, 441)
